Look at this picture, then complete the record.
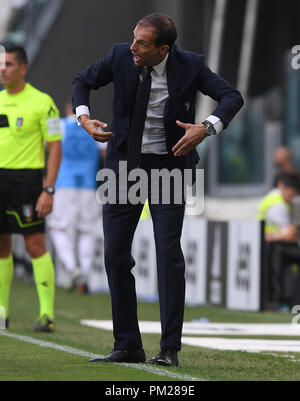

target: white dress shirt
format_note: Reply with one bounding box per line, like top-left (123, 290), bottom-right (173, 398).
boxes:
top-left (141, 54), bottom-right (169, 154)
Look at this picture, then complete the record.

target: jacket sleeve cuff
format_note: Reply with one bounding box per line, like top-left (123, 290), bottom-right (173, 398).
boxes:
top-left (206, 115), bottom-right (224, 134)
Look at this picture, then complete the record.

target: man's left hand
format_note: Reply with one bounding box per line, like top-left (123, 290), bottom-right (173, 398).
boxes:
top-left (172, 121), bottom-right (207, 156)
top-left (35, 192), bottom-right (54, 218)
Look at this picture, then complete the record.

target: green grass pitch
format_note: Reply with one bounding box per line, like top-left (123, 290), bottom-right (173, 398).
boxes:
top-left (1, 279), bottom-right (300, 381)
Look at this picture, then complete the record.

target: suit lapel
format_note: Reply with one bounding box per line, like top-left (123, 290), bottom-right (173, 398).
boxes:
top-left (125, 61), bottom-right (141, 110)
top-left (166, 45), bottom-right (183, 99)
top-left (114, 55), bottom-right (140, 148)
top-left (165, 46), bottom-right (183, 118)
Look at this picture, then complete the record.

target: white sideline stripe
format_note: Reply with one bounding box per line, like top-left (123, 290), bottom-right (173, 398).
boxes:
top-left (0, 331), bottom-right (203, 382)
top-left (80, 320), bottom-right (300, 357)
top-left (181, 337), bottom-right (300, 353)
top-left (80, 320), bottom-right (300, 337)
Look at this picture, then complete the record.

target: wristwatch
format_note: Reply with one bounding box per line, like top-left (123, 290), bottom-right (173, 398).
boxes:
top-left (202, 120), bottom-right (217, 136)
top-left (43, 186), bottom-right (55, 195)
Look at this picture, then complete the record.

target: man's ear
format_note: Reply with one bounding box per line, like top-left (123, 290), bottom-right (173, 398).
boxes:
top-left (21, 63), bottom-right (27, 77)
top-left (160, 44), bottom-right (170, 56)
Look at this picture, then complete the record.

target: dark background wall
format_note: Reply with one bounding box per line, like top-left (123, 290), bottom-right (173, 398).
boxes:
top-left (27, 0), bottom-right (155, 120)
top-left (26, 0), bottom-right (300, 118)
top-left (26, 0), bottom-right (217, 120)
top-left (219, 0), bottom-right (246, 88)
top-left (180, 0), bottom-right (214, 56)
top-left (249, 0), bottom-right (300, 97)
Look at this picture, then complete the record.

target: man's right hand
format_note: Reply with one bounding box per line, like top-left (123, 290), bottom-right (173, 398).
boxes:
top-left (80, 114), bottom-right (113, 142)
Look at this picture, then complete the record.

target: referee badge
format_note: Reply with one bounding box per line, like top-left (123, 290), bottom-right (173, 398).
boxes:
top-left (23, 204), bottom-right (34, 222)
top-left (16, 117), bottom-right (23, 127)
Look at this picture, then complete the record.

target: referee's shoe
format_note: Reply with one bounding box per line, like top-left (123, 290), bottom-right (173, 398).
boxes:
top-left (33, 315), bottom-right (55, 333)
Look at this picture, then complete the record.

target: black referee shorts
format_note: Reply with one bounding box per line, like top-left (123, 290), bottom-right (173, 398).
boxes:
top-left (0, 169), bottom-right (45, 235)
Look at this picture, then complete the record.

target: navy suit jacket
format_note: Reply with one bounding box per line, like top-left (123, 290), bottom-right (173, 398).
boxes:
top-left (72, 43), bottom-right (244, 173)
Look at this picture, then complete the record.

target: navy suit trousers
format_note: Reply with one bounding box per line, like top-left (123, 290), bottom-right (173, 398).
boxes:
top-left (103, 154), bottom-right (186, 351)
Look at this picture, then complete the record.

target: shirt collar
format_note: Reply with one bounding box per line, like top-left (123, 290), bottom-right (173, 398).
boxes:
top-left (152, 53), bottom-right (169, 76)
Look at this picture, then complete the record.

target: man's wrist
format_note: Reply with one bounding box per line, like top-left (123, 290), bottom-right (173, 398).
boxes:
top-left (197, 123), bottom-right (208, 137)
top-left (43, 186), bottom-right (55, 195)
top-left (78, 114), bottom-right (90, 124)
top-left (201, 120), bottom-right (217, 136)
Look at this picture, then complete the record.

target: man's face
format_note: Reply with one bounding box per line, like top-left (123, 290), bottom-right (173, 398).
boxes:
top-left (130, 25), bottom-right (169, 67)
top-left (280, 185), bottom-right (298, 203)
top-left (0, 52), bottom-right (27, 87)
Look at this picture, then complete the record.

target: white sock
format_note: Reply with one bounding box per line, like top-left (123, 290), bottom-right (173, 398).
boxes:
top-left (77, 232), bottom-right (96, 276)
top-left (49, 229), bottom-right (77, 272)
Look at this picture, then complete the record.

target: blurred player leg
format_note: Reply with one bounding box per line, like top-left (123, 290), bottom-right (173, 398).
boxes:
top-left (48, 189), bottom-right (80, 289)
top-left (24, 232), bottom-right (55, 332)
top-left (76, 189), bottom-right (99, 293)
top-left (0, 234), bottom-right (13, 329)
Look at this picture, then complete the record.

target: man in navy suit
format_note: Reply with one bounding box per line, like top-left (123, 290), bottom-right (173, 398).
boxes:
top-left (72, 13), bottom-right (243, 366)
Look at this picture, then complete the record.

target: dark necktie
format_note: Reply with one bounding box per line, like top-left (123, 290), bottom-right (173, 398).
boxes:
top-left (127, 66), bottom-right (153, 170)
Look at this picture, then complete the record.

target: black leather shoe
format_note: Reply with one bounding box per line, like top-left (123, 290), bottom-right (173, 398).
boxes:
top-left (148, 350), bottom-right (178, 367)
top-left (89, 349), bottom-right (146, 363)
